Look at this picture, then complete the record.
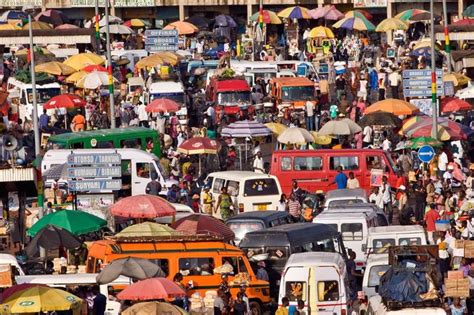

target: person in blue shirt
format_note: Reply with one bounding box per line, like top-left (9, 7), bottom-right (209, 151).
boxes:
top-left (332, 166), bottom-right (348, 189)
top-left (39, 109), bottom-right (49, 131)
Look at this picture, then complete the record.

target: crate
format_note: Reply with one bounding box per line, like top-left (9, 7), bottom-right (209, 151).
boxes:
top-left (444, 279), bottom-right (471, 297)
top-left (444, 287), bottom-right (459, 297)
top-left (448, 270), bottom-right (465, 280)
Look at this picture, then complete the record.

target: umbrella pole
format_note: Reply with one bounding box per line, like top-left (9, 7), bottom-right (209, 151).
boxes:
top-left (199, 156), bottom-right (201, 176)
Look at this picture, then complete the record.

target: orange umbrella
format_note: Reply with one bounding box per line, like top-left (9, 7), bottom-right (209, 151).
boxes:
top-left (117, 278), bottom-right (186, 301)
top-left (163, 21), bottom-right (198, 35)
top-left (365, 99), bottom-right (420, 116)
top-left (145, 98), bottom-right (180, 113)
top-left (110, 195), bottom-right (176, 219)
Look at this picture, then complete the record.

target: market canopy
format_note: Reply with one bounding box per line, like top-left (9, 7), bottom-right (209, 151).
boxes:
top-left (376, 18), bottom-right (408, 32)
top-left (221, 120), bottom-right (272, 138)
top-left (96, 257), bottom-right (166, 284)
top-left (117, 278), bottom-right (186, 301)
top-left (309, 5), bottom-right (344, 20)
top-left (171, 214), bottom-right (235, 242)
top-left (333, 16), bottom-right (375, 31)
top-left (178, 137), bottom-right (219, 155)
top-left (122, 302), bottom-right (188, 315)
top-left (115, 222), bottom-right (180, 238)
top-left (318, 119), bottom-right (362, 136)
top-left (250, 10), bottom-right (282, 24)
top-left (277, 6), bottom-right (312, 19)
top-left (277, 127), bottom-right (314, 144)
top-left (308, 26), bottom-right (334, 38)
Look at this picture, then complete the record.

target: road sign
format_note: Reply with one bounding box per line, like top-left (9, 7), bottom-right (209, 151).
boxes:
top-left (402, 69), bottom-right (444, 98)
top-left (67, 153), bottom-right (121, 166)
top-left (418, 145), bottom-right (435, 163)
top-left (145, 29), bottom-right (179, 52)
top-left (68, 179), bottom-right (122, 192)
top-left (67, 166), bottom-right (122, 178)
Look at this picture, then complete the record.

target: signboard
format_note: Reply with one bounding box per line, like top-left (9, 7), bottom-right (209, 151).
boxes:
top-left (409, 98), bottom-right (434, 116)
top-left (77, 194), bottom-right (114, 211)
top-left (67, 153), bottom-right (121, 166)
top-left (370, 169), bottom-right (384, 187)
top-left (354, 0), bottom-right (387, 8)
top-left (418, 145), bottom-right (435, 163)
top-left (67, 166), bottom-right (122, 178)
top-left (71, 0), bottom-right (154, 7)
top-left (68, 180), bottom-right (122, 192)
top-left (402, 69), bottom-right (444, 98)
top-left (1, 0), bottom-right (42, 6)
top-left (444, 81), bottom-right (455, 97)
top-left (145, 29), bottom-right (179, 52)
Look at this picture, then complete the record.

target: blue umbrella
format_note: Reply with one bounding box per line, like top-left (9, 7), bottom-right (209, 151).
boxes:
top-left (214, 14), bottom-right (237, 28)
top-left (410, 47), bottom-right (441, 58)
top-left (0, 10), bottom-right (28, 22)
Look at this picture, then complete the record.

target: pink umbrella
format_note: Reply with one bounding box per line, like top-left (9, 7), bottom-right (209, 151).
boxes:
top-left (117, 278), bottom-right (186, 300)
top-left (145, 98), bottom-right (180, 113)
top-left (110, 195), bottom-right (176, 219)
top-left (55, 23), bottom-right (79, 29)
top-left (309, 5), bottom-right (344, 20)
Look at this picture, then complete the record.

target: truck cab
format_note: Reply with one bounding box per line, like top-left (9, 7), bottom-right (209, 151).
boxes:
top-left (206, 75), bottom-right (251, 115)
top-left (269, 77), bottom-right (316, 113)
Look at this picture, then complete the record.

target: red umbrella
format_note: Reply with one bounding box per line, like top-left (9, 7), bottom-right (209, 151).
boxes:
top-left (145, 98), bottom-right (180, 113)
top-left (1, 283), bottom-right (47, 302)
top-left (43, 94), bottom-right (86, 109)
top-left (441, 97), bottom-right (472, 113)
top-left (177, 137), bottom-right (219, 155)
top-left (82, 64), bottom-right (107, 72)
top-left (453, 19), bottom-right (474, 25)
top-left (117, 278), bottom-right (185, 300)
top-left (171, 214), bottom-right (235, 242)
top-left (110, 195), bottom-right (176, 219)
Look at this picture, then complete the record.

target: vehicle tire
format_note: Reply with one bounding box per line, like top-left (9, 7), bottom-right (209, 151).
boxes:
top-left (249, 301), bottom-right (261, 315)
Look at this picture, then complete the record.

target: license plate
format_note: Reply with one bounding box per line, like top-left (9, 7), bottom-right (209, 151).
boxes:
top-left (257, 204), bottom-right (267, 211)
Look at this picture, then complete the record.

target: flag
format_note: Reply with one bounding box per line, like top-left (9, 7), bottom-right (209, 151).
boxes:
top-left (259, 6), bottom-right (264, 29)
top-left (27, 48), bottom-right (31, 64)
top-left (95, 14), bottom-right (100, 39)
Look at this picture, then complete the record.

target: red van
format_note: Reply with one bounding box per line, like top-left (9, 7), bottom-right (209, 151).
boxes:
top-left (270, 149), bottom-right (398, 194)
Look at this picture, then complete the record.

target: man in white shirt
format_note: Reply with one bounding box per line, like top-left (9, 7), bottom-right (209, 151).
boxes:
top-left (382, 137), bottom-right (391, 151)
top-left (362, 125), bottom-right (373, 147)
top-left (381, 176), bottom-right (393, 224)
top-left (347, 172), bottom-right (360, 189)
top-left (135, 102), bottom-right (149, 127)
top-left (253, 151), bottom-right (264, 173)
top-left (438, 151), bottom-right (448, 176)
top-left (305, 98), bottom-right (314, 131)
top-left (388, 70), bottom-right (401, 99)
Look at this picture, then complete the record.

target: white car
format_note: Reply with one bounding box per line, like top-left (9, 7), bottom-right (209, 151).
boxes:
top-left (155, 203), bottom-right (195, 225)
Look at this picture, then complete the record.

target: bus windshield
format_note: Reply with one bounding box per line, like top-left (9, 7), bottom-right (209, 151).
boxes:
top-left (27, 88), bottom-right (61, 103)
top-left (150, 93), bottom-right (185, 105)
top-left (282, 86), bottom-right (314, 101)
top-left (217, 92), bottom-right (251, 106)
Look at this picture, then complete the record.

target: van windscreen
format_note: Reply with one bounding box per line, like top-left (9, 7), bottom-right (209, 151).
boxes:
top-left (372, 238), bottom-right (395, 249)
top-left (368, 265), bottom-right (390, 287)
top-left (328, 199), bottom-right (364, 207)
top-left (228, 221), bottom-right (264, 242)
top-left (244, 179), bottom-right (279, 196)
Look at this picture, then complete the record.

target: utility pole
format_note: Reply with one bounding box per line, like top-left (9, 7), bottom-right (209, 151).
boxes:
top-left (442, 0), bottom-right (452, 73)
top-left (105, 0), bottom-right (116, 128)
top-left (95, 0), bottom-right (100, 53)
top-left (430, 0), bottom-right (437, 140)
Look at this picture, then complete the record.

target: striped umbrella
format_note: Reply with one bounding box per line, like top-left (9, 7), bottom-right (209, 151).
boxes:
top-left (395, 9), bottom-right (429, 21)
top-left (333, 17), bottom-right (375, 31)
top-left (221, 120), bottom-right (272, 138)
top-left (345, 10), bottom-right (373, 20)
top-left (309, 5), bottom-right (344, 20)
top-left (464, 5), bottom-right (474, 18)
top-left (277, 6), bottom-right (312, 19)
top-left (250, 10), bottom-right (282, 24)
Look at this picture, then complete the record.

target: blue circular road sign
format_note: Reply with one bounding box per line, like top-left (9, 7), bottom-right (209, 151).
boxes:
top-left (418, 145), bottom-right (435, 163)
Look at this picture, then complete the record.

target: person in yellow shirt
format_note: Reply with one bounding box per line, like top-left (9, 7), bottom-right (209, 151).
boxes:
top-left (276, 297), bottom-right (289, 315)
top-left (201, 186), bottom-right (213, 215)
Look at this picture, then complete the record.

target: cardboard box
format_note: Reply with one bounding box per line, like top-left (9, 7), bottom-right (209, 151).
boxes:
top-left (445, 278), bottom-right (458, 290)
top-left (455, 240), bottom-right (465, 249)
top-left (444, 278), bottom-right (471, 297)
top-left (464, 248), bottom-right (474, 258)
top-left (457, 278), bottom-right (470, 291)
top-left (464, 240), bottom-right (474, 249)
top-left (444, 287), bottom-right (458, 297)
top-left (448, 270), bottom-right (465, 280)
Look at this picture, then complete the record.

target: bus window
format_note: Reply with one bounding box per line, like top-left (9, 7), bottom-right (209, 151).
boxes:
top-left (222, 257), bottom-right (238, 275)
top-left (294, 157), bottom-right (322, 171)
top-left (366, 155), bottom-right (386, 170)
top-left (179, 258), bottom-right (214, 276)
top-left (136, 163), bottom-right (151, 178)
top-left (72, 142), bottom-right (84, 149)
top-left (237, 256), bottom-right (248, 274)
top-left (122, 160), bottom-right (131, 176)
top-left (213, 178), bottom-right (225, 194)
top-left (329, 156), bottom-right (359, 170)
top-left (281, 157), bottom-right (292, 171)
top-left (97, 141), bottom-right (114, 148)
top-left (149, 259), bottom-right (169, 276)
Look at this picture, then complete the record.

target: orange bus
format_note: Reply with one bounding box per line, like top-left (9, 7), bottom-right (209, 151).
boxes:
top-left (87, 237), bottom-right (270, 313)
top-left (269, 77), bottom-right (316, 112)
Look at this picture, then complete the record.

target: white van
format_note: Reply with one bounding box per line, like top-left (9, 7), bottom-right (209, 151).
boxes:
top-left (367, 295), bottom-right (447, 315)
top-left (148, 81), bottom-right (188, 125)
top-left (0, 253), bottom-right (25, 275)
top-left (279, 252), bottom-right (350, 315)
top-left (111, 49), bottom-right (148, 71)
top-left (15, 273), bottom-right (132, 315)
top-left (7, 77), bottom-right (61, 122)
top-left (42, 148), bottom-right (177, 195)
top-left (126, 77), bottom-right (145, 101)
top-left (204, 171), bottom-right (282, 219)
top-left (324, 188), bottom-right (368, 208)
top-left (314, 211), bottom-right (379, 270)
top-left (362, 254), bottom-right (389, 300)
top-left (365, 226), bottom-right (427, 256)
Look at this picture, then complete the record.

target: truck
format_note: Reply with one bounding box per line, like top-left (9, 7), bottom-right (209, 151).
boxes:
top-left (269, 77), bottom-right (316, 114)
top-left (206, 71), bottom-right (251, 116)
top-left (148, 80), bottom-right (188, 126)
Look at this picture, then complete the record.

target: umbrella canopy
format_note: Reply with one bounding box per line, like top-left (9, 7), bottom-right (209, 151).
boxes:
top-left (403, 118), bottom-right (473, 140)
top-left (277, 127), bottom-right (314, 144)
top-left (115, 222), bottom-right (180, 238)
top-left (221, 120), bottom-right (272, 138)
top-left (164, 21), bottom-right (198, 35)
top-left (16, 47), bottom-right (52, 56)
top-left (83, 64), bottom-right (107, 72)
top-left (395, 9), bottom-right (429, 21)
top-left (405, 136), bottom-right (442, 149)
top-left (401, 115), bottom-right (428, 132)
top-left (1, 284), bottom-right (47, 303)
top-left (0, 24), bottom-right (20, 30)
top-left (410, 12), bottom-right (440, 21)
top-left (308, 26), bottom-right (335, 38)
top-left (2, 286), bottom-right (81, 313)
top-left (65, 70), bottom-right (87, 83)
top-left (441, 97), bottom-right (472, 113)
top-left (171, 214), bottom-right (235, 241)
top-left (453, 18), bottom-right (474, 25)
top-left (98, 15), bottom-right (123, 27)
top-left (110, 195), bottom-right (176, 219)
top-left (122, 301), bottom-right (188, 315)
top-left (264, 122), bottom-right (288, 135)
top-left (22, 21), bottom-right (53, 30)
top-left (25, 225), bottom-right (81, 257)
top-left (333, 17), bottom-right (375, 31)
top-left (365, 99), bottom-right (420, 116)
top-left (35, 61), bottom-right (77, 76)
top-left (63, 53), bottom-right (105, 71)
top-left (277, 6), bottom-right (312, 19)
top-left (35, 9), bottom-right (69, 26)
top-left (318, 119), bottom-right (362, 136)
top-left (250, 10), bottom-right (282, 24)
top-left (309, 5), bottom-right (344, 20)
top-left (118, 278), bottom-right (186, 301)
top-left (410, 46), bottom-right (441, 58)
top-left (376, 18), bottom-right (408, 32)
top-left (185, 15), bottom-right (210, 30)
top-left (96, 257), bottom-right (166, 284)
top-left (146, 98), bottom-right (180, 113)
top-left (214, 14), bottom-right (237, 27)
top-left (55, 23), bottom-right (79, 29)
top-left (43, 94), bottom-right (86, 110)
top-left (311, 131), bottom-right (333, 145)
top-left (0, 10), bottom-right (27, 22)
top-left (345, 10), bottom-right (373, 20)
top-left (27, 210), bottom-right (107, 237)
top-left (135, 52), bottom-right (181, 69)
top-left (76, 71), bottom-right (115, 89)
top-left (443, 73), bottom-right (471, 87)
top-left (178, 137), bottom-right (219, 155)
top-left (124, 19), bottom-right (148, 27)
top-left (358, 112), bottom-right (402, 128)
top-left (100, 24), bottom-right (134, 34)
top-left (464, 5), bottom-right (474, 18)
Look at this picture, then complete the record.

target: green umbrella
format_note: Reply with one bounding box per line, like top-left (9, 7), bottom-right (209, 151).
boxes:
top-left (28, 210), bottom-right (107, 237)
top-left (463, 5), bottom-right (474, 18)
top-left (405, 136), bottom-right (443, 149)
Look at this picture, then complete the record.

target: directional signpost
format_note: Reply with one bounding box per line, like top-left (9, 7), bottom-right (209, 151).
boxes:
top-left (403, 69), bottom-right (444, 98)
top-left (144, 29), bottom-right (179, 52)
top-left (417, 145), bottom-right (435, 163)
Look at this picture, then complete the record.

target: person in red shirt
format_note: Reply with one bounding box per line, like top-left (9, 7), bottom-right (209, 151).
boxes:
top-left (424, 203), bottom-right (440, 245)
top-left (395, 170), bottom-right (408, 189)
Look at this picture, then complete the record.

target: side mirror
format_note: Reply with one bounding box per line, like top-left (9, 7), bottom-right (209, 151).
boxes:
top-left (20, 97), bottom-right (26, 104)
top-left (362, 244), bottom-right (367, 252)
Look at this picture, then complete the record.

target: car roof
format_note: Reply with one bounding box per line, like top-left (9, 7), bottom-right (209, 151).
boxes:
top-left (315, 211), bottom-right (374, 220)
top-left (226, 211), bottom-right (289, 222)
top-left (368, 225), bottom-right (425, 235)
top-left (326, 188), bottom-right (367, 200)
top-left (207, 171), bottom-right (278, 181)
top-left (366, 253), bottom-right (389, 266)
top-left (286, 252), bottom-right (345, 268)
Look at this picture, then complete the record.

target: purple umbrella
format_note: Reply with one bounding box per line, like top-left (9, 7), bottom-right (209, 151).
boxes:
top-left (310, 5), bottom-right (344, 20)
top-left (35, 9), bottom-right (69, 26)
top-left (214, 14), bottom-right (237, 28)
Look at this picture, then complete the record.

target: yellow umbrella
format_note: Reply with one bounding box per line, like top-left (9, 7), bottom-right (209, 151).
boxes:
top-left (443, 73), bottom-right (471, 87)
top-left (2, 286), bottom-right (82, 313)
top-left (22, 21), bottom-right (53, 30)
top-left (65, 70), bottom-right (87, 83)
top-left (135, 52), bottom-right (181, 69)
top-left (16, 47), bottom-right (52, 56)
top-left (265, 122), bottom-right (288, 135)
top-left (413, 39), bottom-right (442, 50)
top-left (308, 26), bottom-right (334, 38)
top-left (375, 18), bottom-right (408, 32)
top-left (63, 53), bottom-right (105, 71)
top-left (115, 222), bottom-right (180, 238)
top-left (0, 23), bottom-right (20, 30)
top-left (400, 115), bottom-right (427, 134)
top-left (35, 61), bottom-right (77, 76)
top-left (164, 21), bottom-right (198, 35)
top-left (122, 301), bottom-right (188, 315)
top-left (310, 131), bottom-right (333, 145)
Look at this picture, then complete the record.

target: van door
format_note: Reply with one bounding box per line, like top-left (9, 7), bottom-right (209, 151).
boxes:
top-left (280, 267), bottom-right (310, 313)
top-left (328, 155), bottom-right (361, 191)
top-left (314, 266), bottom-right (345, 315)
top-left (132, 160), bottom-right (157, 195)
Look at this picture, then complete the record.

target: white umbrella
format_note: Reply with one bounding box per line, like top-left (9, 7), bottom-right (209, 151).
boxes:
top-left (99, 15), bottom-right (122, 27)
top-left (455, 85), bottom-right (474, 100)
top-left (100, 24), bottom-right (134, 35)
top-left (221, 120), bottom-right (272, 138)
top-left (76, 71), bottom-right (116, 89)
top-left (277, 127), bottom-right (314, 144)
top-left (318, 119), bottom-right (362, 136)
